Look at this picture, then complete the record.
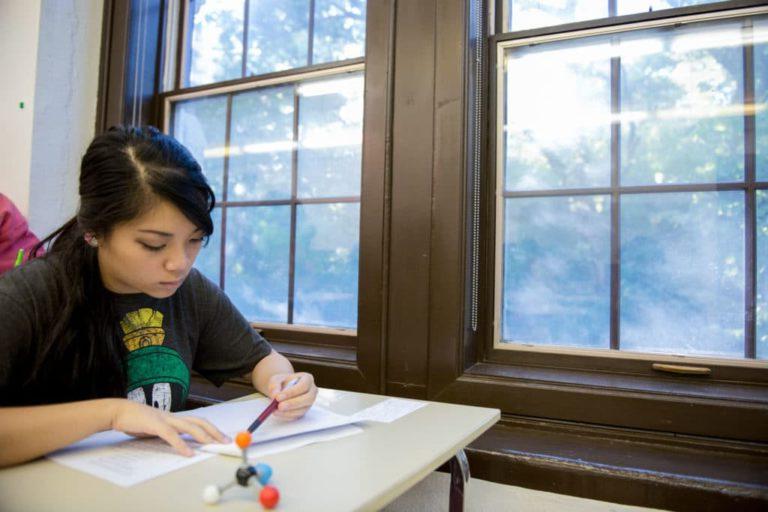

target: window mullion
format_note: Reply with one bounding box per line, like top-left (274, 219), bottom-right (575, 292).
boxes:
top-left (610, 51), bottom-right (621, 351)
top-left (744, 19), bottom-right (757, 359)
top-left (219, 94), bottom-right (234, 290)
top-left (242, 0), bottom-right (250, 79)
top-left (288, 85), bottom-right (301, 324)
top-left (308, 0), bottom-right (316, 66)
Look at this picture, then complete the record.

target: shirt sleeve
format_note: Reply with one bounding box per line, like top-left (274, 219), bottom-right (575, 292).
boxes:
top-left (0, 261), bottom-right (49, 402)
top-left (188, 270), bottom-right (273, 386)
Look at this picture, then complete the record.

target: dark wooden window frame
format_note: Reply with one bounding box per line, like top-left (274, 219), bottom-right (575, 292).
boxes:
top-left (159, 63), bottom-right (365, 342)
top-left (493, 3), bottom-right (765, 357)
top-left (96, 0), bottom-right (395, 395)
top-left (430, 0), bottom-right (768, 444)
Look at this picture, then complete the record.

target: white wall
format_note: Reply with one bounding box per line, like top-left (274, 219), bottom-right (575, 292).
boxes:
top-left (27, 0), bottom-right (104, 238)
top-left (0, 0), bottom-right (103, 238)
top-left (0, 0), bottom-right (42, 216)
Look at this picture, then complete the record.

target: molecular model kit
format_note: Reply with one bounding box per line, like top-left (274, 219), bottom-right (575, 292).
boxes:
top-left (202, 431), bottom-right (280, 509)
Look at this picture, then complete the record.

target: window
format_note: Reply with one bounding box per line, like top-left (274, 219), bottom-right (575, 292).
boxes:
top-left (494, 3), bottom-right (768, 361)
top-left (401, 0), bottom-right (768, 442)
top-left (164, 0), bottom-right (366, 332)
top-left (501, 0), bottom-right (732, 32)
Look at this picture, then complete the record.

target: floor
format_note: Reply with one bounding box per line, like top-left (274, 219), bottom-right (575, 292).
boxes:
top-left (383, 472), bottom-right (668, 512)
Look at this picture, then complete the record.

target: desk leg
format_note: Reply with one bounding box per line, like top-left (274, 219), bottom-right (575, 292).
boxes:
top-left (448, 449), bottom-right (470, 512)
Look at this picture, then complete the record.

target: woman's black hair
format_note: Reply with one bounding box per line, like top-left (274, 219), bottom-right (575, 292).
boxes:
top-left (25, 125), bottom-right (215, 402)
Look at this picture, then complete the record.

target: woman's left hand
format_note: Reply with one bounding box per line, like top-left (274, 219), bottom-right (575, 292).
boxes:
top-left (266, 372), bottom-right (317, 420)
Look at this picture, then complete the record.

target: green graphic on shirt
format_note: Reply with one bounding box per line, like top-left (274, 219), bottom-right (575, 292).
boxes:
top-left (125, 345), bottom-right (190, 404)
top-left (120, 308), bottom-right (189, 410)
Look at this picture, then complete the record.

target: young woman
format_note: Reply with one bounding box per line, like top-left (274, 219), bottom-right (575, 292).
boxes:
top-left (0, 126), bottom-right (317, 467)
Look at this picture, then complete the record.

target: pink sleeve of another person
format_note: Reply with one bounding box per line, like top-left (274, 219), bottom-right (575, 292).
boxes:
top-left (0, 193), bottom-right (42, 274)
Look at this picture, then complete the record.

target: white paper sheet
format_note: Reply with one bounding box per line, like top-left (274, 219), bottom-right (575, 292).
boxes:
top-left (46, 396), bottom-right (425, 487)
top-left (202, 424), bottom-right (363, 458)
top-left (48, 436), bottom-right (215, 487)
top-left (46, 400), bottom-right (363, 486)
top-left (189, 398), bottom-right (364, 456)
top-left (349, 397), bottom-right (427, 423)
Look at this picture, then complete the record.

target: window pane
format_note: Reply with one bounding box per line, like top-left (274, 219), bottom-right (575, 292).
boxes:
top-left (504, 42), bottom-right (611, 191)
top-left (758, 191), bottom-right (768, 360)
top-left (194, 207), bottom-right (222, 285)
top-left (618, 0), bottom-right (722, 17)
top-left (225, 206), bottom-right (291, 322)
top-left (757, 20), bottom-right (768, 182)
top-left (186, 0), bottom-right (244, 87)
top-left (313, 0), bottom-right (366, 64)
top-left (297, 74), bottom-right (364, 198)
top-left (246, 0), bottom-right (309, 76)
top-left (501, 196), bottom-right (610, 348)
top-left (505, 1), bottom-right (607, 32)
top-left (621, 192), bottom-right (744, 358)
top-left (294, 203), bottom-right (359, 328)
top-left (620, 21), bottom-right (746, 185)
top-left (229, 85), bottom-right (295, 201)
top-left (172, 96), bottom-right (228, 198)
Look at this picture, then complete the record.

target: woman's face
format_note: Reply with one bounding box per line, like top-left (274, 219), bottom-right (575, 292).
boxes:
top-left (96, 199), bottom-right (206, 298)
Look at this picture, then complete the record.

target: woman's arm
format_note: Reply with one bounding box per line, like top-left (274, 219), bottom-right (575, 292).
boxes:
top-left (250, 350), bottom-right (318, 420)
top-left (0, 398), bottom-right (229, 468)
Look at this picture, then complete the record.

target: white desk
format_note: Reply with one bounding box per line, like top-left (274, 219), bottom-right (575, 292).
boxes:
top-left (0, 388), bottom-right (499, 512)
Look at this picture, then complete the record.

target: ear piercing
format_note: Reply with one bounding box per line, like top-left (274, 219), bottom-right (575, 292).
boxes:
top-left (84, 233), bottom-right (99, 247)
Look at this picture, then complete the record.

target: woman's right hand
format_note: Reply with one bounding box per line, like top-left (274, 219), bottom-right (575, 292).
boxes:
top-left (109, 399), bottom-right (230, 456)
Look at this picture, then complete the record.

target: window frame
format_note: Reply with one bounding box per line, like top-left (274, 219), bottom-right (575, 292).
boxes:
top-left (160, 62), bottom-right (365, 341)
top-left (438, 0), bottom-right (768, 443)
top-left (490, 4), bottom-right (768, 361)
top-left (97, 0), bottom-right (395, 393)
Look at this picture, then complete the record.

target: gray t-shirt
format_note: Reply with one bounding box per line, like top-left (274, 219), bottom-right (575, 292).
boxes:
top-left (0, 256), bottom-right (272, 411)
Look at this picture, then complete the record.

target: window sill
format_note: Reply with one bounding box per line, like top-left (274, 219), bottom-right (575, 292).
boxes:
top-left (432, 362), bottom-right (768, 441)
top-left (468, 361), bottom-right (768, 403)
top-left (464, 415), bottom-right (768, 511)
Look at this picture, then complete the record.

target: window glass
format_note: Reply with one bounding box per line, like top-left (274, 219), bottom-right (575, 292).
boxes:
top-left (621, 192), bottom-right (744, 357)
top-left (313, 0), bottom-right (367, 64)
top-left (497, 15), bottom-right (765, 359)
top-left (246, 0), bottom-right (309, 76)
top-left (172, 95), bottom-right (228, 198)
top-left (503, 1), bottom-right (725, 33)
top-left (175, 1), bottom-right (366, 330)
top-left (757, 19), bottom-right (768, 182)
top-left (620, 22), bottom-right (745, 185)
top-left (187, 0), bottom-right (244, 87)
top-left (503, 41), bottom-right (611, 191)
top-left (229, 85), bottom-right (295, 201)
top-left (194, 207), bottom-right (223, 285)
top-left (505, 1), bottom-right (607, 32)
top-left (186, 0), bottom-right (367, 87)
top-left (224, 206), bottom-right (291, 323)
top-left (758, 191), bottom-right (768, 359)
top-left (501, 196), bottom-right (610, 348)
top-left (297, 74), bottom-right (364, 198)
top-left (618, 0), bottom-right (723, 17)
top-left (294, 203), bottom-right (360, 328)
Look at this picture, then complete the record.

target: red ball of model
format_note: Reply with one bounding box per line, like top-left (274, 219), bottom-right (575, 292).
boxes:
top-left (259, 485), bottom-right (280, 509)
